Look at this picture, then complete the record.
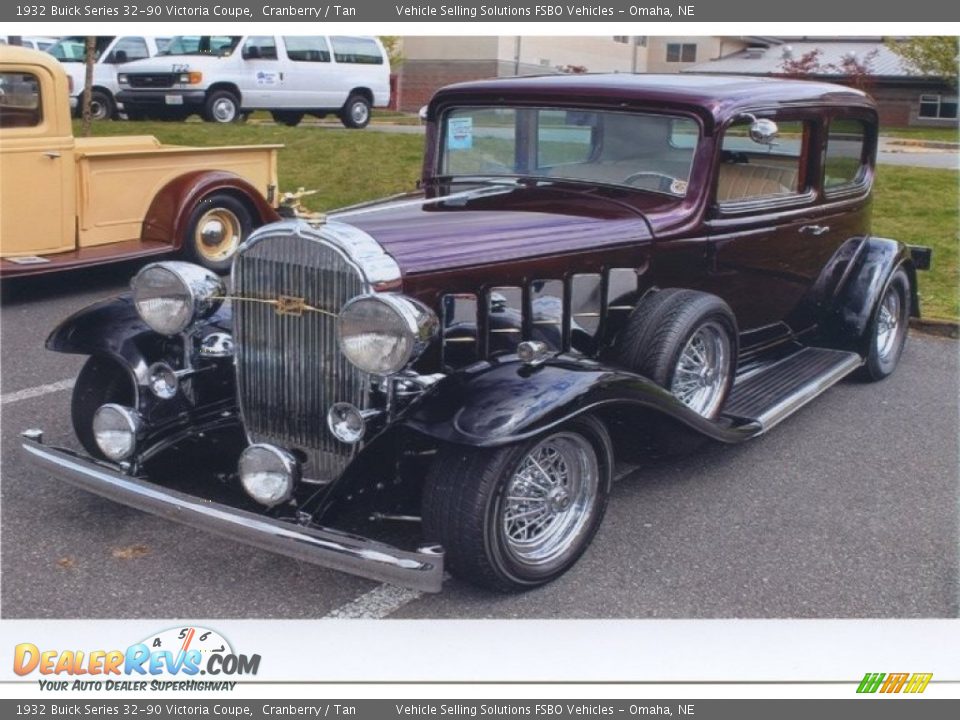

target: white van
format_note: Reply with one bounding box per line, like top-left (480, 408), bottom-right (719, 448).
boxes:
top-left (47, 35), bottom-right (170, 120)
top-left (0, 36), bottom-right (58, 52)
top-left (115, 36), bottom-right (391, 128)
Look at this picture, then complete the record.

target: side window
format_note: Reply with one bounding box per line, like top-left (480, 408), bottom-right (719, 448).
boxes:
top-left (330, 37), bottom-right (384, 65)
top-left (242, 36), bottom-right (277, 61)
top-left (109, 37), bottom-right (149, 64)
top-left (718, 119), bottom-right (806, 204)
top-left (824, 119), bottom-right (868, 191)
top-left (283, 37), bottom-right (330, 63)
top-left (0, 72), bottom-right (42, 129)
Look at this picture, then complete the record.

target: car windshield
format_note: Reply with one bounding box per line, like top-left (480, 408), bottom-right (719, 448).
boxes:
top-left (439, 106), bottom-right (699, 196)
top-left (47, 36), bottom-right (114, 63)
top-left (159, 36), bottom-right (241, 56)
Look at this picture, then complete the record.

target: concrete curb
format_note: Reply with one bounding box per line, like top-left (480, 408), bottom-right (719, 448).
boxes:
top-left (910, 317), bottom-right (959, 339)
top-left (884, 138), bottom-right (959, 150)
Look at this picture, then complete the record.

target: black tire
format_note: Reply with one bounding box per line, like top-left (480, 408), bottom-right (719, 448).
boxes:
top-left (339, 93), bottom-right (371, 129)
top-left (271, 111), bottom-right (304, 127)
top-left (89, 90), bottom-right (115, 121)
top-left (71, 356), bottom-right (136, 461)
top-left (181, 193), bottom-right (253, 273)
top-left (422, 415), bottom-right (613, 592)
top-left (614, 289), bottom-right (737, 419)
top-left (860, 267), bottom-right (911, 381)
top-left (203, 89), bottom-right (241, 123)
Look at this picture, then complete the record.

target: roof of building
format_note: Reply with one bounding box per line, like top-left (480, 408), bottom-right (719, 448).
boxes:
top-left (683, 40), bottom-right (921, 79)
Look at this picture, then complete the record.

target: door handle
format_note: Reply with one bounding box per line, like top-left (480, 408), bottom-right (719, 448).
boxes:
top-left (43, 151), bottom-right (61, 159)
top-left (800, 224), bottom-right (830, 236)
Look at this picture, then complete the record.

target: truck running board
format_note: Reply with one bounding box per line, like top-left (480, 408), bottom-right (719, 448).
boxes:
top-left (722, 347), bottom-right (862, 433)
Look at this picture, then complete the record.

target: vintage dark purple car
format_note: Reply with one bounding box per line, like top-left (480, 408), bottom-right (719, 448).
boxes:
top-left (24, 74), bottom-right (932, 592)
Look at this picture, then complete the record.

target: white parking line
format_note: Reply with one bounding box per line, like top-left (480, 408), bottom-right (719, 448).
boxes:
top-left (324, 583), bottom-right (423, 619)
top-left (1, 379), bottom-right (75, 405)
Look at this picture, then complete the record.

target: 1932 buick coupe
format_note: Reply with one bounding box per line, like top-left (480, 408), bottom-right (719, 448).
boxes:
top-left (23, 74), bottom-right (932, 592)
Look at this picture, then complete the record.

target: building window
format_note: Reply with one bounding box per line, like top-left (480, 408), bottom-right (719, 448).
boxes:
top-left (614, 36), bottom-right (647, 47)
top-left (919, 94), bottom-right (958, 119)
top-left (666, 43), bottom-right (697, 63)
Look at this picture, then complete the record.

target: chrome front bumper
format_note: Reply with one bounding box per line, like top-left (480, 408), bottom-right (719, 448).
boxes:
top-left (21, 432), bottom-right (444, 593)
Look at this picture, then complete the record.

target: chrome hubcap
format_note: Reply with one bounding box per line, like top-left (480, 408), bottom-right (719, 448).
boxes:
top-left (876, 286), bottom-right (902, 361)
top-left (195, 208), bottom-right (241, 262)
top-left (671, 321), bottom-right (730, 418)
top-left (212, 98), bottom-right (236, 122)
top-left (351, 102), bottom-right (369, 124)
top-left (500, 432), bottom-right (598, 567)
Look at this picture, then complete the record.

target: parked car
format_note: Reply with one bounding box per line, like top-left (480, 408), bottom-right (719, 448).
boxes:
top-left (23, 73), bottom-right (931, 593)
top-left (0, 36), bottom-right (58, 52)
top-left (46, 35), bottom-right (170, 120)
top-left (0, 46), bottom-right (281, 276)
top-left (115, 35), bottom-right (390, 128)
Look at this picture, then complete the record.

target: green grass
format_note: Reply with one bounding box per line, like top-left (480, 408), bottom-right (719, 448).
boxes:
top-left (880, 126), bottom-right (959, 143)
top-left (78, 120), bottom-right (960, 319)
top-left (872, 165), bottom-right (959, 319)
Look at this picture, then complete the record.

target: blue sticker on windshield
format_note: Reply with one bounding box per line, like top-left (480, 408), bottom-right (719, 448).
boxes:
top-left (447, 117), bottom-right (473, 150)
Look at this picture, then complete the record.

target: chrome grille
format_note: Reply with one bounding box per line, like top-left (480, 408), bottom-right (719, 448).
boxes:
top-left (233, 231), bottom-right (369, 482)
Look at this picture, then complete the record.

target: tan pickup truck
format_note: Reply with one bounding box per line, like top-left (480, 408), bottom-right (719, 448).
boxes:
top-left (0, 45), bottom-right (281, 276)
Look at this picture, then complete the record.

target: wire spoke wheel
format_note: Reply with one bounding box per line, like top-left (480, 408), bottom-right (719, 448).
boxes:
top-left (670, 320), bottom-right (731, 418)
top-left (499, 432), bottom-right (598, 568)
top-left (875, 286), bottom-right (903, 362)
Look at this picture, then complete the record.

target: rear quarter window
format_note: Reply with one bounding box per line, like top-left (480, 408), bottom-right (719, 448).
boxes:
top-left (330, 37), bottom-right (384, 65)
top-left (823, 119), bottom-right (868, 192)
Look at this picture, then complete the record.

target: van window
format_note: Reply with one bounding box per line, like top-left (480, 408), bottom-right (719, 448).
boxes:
top-left (283, 37), bottom-right (331, 63)
top-left (160, 36), bottom-right (240, 57)
top-left (0, 72), bottom-right (42, 128)
top-left (243, 36), bottom-right (277, 61)
top-left (108, 37), bottom-right (149, 63)
top-left (330, 37), bottom-right (384, 65)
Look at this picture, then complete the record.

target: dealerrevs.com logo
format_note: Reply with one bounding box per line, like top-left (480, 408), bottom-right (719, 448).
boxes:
top-left (856, 672), bottom-right (933, 694)
top-left (14, 626), bottom-right (260, 691)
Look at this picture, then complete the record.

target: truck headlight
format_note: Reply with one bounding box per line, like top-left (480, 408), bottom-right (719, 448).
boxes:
top-left (93, 404), bottom-right (141, 461)
top-left (239, 444), bottom-right (298, 507)
top-left (131, 262), bottom-right (224, 336)
top-left (117, 73), bottom-right (128, 85)
top-left (337, 294), bottom-right (438, 375)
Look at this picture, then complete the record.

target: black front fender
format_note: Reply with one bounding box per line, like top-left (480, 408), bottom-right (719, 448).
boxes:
top-left (404, 358), bottom-right (759, 448)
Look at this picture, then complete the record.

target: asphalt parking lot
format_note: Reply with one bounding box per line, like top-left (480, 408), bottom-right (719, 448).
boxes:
top-left (1, 264), bottom-right (957, 620)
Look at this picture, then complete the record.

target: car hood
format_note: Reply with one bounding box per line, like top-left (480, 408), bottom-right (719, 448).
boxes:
top-left (330, 183), bottom-right (654, 275)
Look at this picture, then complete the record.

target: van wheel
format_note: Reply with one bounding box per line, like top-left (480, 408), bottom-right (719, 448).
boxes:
top-left (271, 111), bottom-right (304, 127)
top-left (72, 356), bottom-right (136, 461)
top-left (340, 94), bottom-right (371, 129)
top-left (204, 90), bottom-right (241, 123)
top-left (89, 90), bottom-right (115, 120)
top-left (182, 193), bottom-right (253, 272)
top-left (615, 289), bottom-right (737, 419)
top-left (422, 415), bottom-right (613, 592)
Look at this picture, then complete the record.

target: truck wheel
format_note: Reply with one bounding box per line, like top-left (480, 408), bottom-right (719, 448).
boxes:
top-left (182, 193), bottom-right (253, 273)
top-left (271, 111), bottom-right (304, 127)
top-left (89, 90), bottom-right (115, 121)
top-left (204, 90), bottom-right (241, 123)
top-left (615, 289), bottom-right (737, 419)
top-left (72, 356), bottom-right (136, 461)
top-left (860, 267), bottom-right (911, 381)
top-left (422, 415), bottom-right (613, 592)
top-left (339, 94), bottom-right (371, 129)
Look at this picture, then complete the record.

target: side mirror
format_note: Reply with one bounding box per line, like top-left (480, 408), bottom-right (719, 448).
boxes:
top-left (113, 49), bottom-right (128, 64)
top-left (242, 46), bottom-right (261, 60)
top-left (418, 105), bottom-right (429, 122)
top-left (749, 117), bottom-right (779, 146)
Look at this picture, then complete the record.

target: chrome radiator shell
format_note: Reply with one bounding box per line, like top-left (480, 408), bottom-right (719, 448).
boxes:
top-left (231, 220), bottom-right (400, 483)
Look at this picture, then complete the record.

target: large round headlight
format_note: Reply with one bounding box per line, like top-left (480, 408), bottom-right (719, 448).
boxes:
top-left (131, 262), bottom-right (224, 336)
top-left (337, 294), bottom-right (438, 375)
top-left (239, 444), bottom-right (299, 507)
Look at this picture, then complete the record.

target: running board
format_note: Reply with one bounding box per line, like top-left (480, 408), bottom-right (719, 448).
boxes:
top-left (722, 347), bottom-right (862, 433)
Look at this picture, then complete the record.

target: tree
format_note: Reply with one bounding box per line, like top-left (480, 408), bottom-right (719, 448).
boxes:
top-left (778, 48), bottom-right (823, 79)
top-left (379, 36), bottom-right (403, 68)
top-left (887, 37), bottom-right (959, 86)
top-left (79, 36), bottom-right (96, 137)
top-left (777, 46), bottom-right (879, 92)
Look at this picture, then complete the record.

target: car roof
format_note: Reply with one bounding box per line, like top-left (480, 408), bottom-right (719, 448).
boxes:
top-left (431, 73), bottom-right (875, 126)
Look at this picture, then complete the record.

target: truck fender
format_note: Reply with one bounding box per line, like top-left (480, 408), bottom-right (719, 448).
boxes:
top-left (403, 359), bottom-right (759, 448)
top-left (825, 236), bottom-right (917, 353)
top-left (141, 170), bottom-right (280, 250)
top-left (45, 295), bottom-right (233, 388)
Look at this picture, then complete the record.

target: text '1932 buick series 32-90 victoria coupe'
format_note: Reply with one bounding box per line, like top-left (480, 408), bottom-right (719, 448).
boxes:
top-left (23, 73), bottom-right (932, 592)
